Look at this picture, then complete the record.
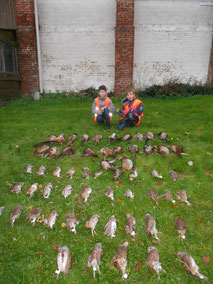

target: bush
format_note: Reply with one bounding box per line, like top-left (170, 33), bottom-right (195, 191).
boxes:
top-left (136, 81), bottom-right (213, 99)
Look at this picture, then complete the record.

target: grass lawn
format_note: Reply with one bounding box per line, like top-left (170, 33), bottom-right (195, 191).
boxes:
top-left (0, 95), bottom-right (212, 284)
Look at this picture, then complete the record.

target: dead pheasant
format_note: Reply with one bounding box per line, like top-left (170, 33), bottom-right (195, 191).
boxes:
top-left (113, 146), bottom-right (123, 156)
top-left (54, 134), bottom-right (65, 145)
top-left (66, 133), bottom-right (77, 145)
top-left (159, 190), bottom-right (175, 203)
top-left (82, 167), bottom-right (90, 179)
top-left (125, 214), bottom-right (136, 236)
top-left (81, 134), bottom-right (89, 145)
top-left (67, 167), bottom-right (75, 179)
top-left (124, 189), bottom-right (134, 200)
top-left (147, 246), bottom-right (166, 274)
top-left (82, 148), bottom-right (98, 158)
top-left (104, 186), bottom-right (114, 201)
top-left (26, 207), bottom-right (41, 226)
top-left (93, 170), bottom-right (103, 179)
top-left (33, 135), bottom-right (57, 148)
top-left (144, 145), bottom-right (156, 154)
top-left (170, 144), bottom-right (188, 156)
top-left (169, 170), bottom-right (179, 181)
top-left (93, 134), bottom-right (102, 145)
top-left (129, 167), bottom-right (138, 181)
top-left (56, 146), bottom-right (74, 160)
top-left (133, 132), bottom-right (143, 141)
top-left (9, 206), bottom-right (23, 227)
top-left (144, 131), bottom-right (154, 145)
top-left (119, 157), bottom-right (134, 173)
top-left (100, 147), bottom-right (114, 159)
top-left (100, 159), bottom-right (116, 170)
top-left (47, 147), bottom-right (60, 157)
top-left (9, 182), bottom-right (24, 194)
top-left (24, 164), bottom-right (33, 174)
top-left (151, 169), bottom-right (162, 179)
top-left (158, 132), bottom-right (168, 142)
top-left (157, 145), bottom-right (169, 155)
top-left (127, 145), bottom-right (139, 159)
top-left (86, 243), bottom-right (103, 279)
top-left (34, 145), bottom-right (50, 157)
top-left (108, 132), bottom-right (117, 143)
top-left (118, 133), bottom-right (132, 141)
top-left (145, 214), bottom-right (161, 242)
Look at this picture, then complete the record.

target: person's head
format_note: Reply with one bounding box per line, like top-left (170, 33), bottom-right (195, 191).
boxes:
top-left (98, 85), bottom-right (107, 98)
top-left (127, 89), bottom-right (136, 101)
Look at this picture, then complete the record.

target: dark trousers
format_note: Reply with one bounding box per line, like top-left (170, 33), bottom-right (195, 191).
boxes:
top-left (96, 108), bottom-right (111, 129)
top-left (117, 113), bottom-right (138, 131)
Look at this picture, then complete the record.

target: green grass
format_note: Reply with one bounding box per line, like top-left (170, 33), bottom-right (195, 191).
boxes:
top-left (0, 95), bottom-right (213, 284)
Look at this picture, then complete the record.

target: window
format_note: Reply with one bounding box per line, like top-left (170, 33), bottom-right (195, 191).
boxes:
top-left (0, 41), bottom-right (18, 74)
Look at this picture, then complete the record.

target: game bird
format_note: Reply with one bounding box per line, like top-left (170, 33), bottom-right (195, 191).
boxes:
top-left (24, 164), bottom-right (33, 174)
top-left (151, 169), bottom-right (162, 179)
top-left (124, 189), bottom-right (134, 201)
top-left (127, 145), bottom-right (139, 159)
top-left (85, 214), bottom-right (100, 237)
top-left (108, 132), bottom-right (117, 143)
top-left (26, 183), bottom-right (38, 197)
top-left (41, 183), bottom-right (53, 199)
top-left (144, 131), bottom-right (154, 145)
top-left (147, 246), bottom-right (166, 274)
top-left (9, 182), bottom-right (24, 194)
top-left (93, 134), bottom-right (102, 144)
top-left (26, 207), bottom-right (41, 226)
top-left (133, 132), bottom-right (143, 141)
top-left (103, 215), bottom-right (117, 239)
top-left (46, 147), bottom-right (60, 157)
top-left (81, 186), bottom-right (92, 202)
top-left (100, 147), bottom-right (114, 159)
top-left (34, 145), bottom-right (50, 157)
top-left (93, 170), bottom-right (103, 179)
top-left (113, 168), bottom-right (121, 180)
top-left (81, 134), bottom-right (89, 145)
top-left (119, 157), bottom-right (134, 173)
top-left (158, 132), bottom-right (168, 142)
top-left (62, 185), bottom-right (73, 198)
top-left (177, 252), bottom-right (208, 281)
top-left (104, 186), bottom-right (114, 201)
top-left (176, 190), bottom-right (191, 206)
top-left (66, 133), bottom-right (77, 145)
top-left (100, 159), bottom-right (116, 171)
top-left (145, 214), bottom-right (161, 242)
top-left (82, 148), bottom-right (98, 158)
top-left (129, 167), bottom-right (138, 181)
top-left (159, 190), bottom-right (176, 204)
top-left (53, 166), bottom-right (61, 177)
top-left (55, 246), bottom-right (71, 279)
top-left (9, 206), bottom-right (23, 227)
top-left (125, 214), bottom-right (136, 236)
top-left (169, 170), bottom-right (179, 181)
top-left (56, 146), bottom-right (74, 159)
top-left (147, 188), bottom-right (159, 205)
top-left (175, 217), bottom-right (187, 240)
top-left (113, 146), bottom-right (123, 156)
top-left (66, 213), bottom-right (79, 234)
top-left (157, 145), bottom-right (170, 155)
top-left (33, 135), bottom-right (57, 148)
top-left (144, 145), bottom-right (156, 154)
top-left (0, 206), bottom-right (5, 216)
top-left (86, 243), bottom-right (103, 279)
top-left (42, 210), bottom-right (58, 229)
top-left (82, 167), bottom-right (91, 179)
top-left (110, 242), bottom-right (128, 279)
top-left (118, 133), bottom-right (132, 141)
top-left (67, 167), bottom-right (75, 179)
top-left (55, 134), bottom-right (65, 145)
top-left (170, 144), bottom-right (188, 156)
top-left (36, 165), bottom-right (46, 176)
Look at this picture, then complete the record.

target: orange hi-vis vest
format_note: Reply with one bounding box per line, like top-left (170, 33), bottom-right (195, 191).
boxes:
top-left (120, 99), bottom-right (143, 126)
top-left (94, 97), bottom-right (112, 122)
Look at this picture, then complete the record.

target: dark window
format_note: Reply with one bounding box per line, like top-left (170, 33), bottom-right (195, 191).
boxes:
top-left (0, 41), bottom-right (18, 74)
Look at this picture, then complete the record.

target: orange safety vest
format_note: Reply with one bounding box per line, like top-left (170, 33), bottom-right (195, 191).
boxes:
top-left (94, 97), bottom-right (112, 122)
top-left (120, 99), bottom-right (143, 126)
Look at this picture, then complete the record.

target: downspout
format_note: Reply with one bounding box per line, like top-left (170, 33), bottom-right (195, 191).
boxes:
top-left (34, 0), bottom-right (43, 93)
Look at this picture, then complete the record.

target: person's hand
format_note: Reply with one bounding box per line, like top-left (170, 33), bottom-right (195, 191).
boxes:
top-left (97, 108), bottom-right (104, 115)
top-left (115, 108), bottom-right (121, 113)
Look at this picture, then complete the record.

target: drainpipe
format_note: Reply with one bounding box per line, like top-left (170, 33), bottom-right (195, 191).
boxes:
top-left (34, 0), bottom-right (43, 94)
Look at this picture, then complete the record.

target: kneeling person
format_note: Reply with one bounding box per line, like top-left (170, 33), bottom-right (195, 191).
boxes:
top-left (117, 90), bottom-right (143, 131)
top-left (92, 85), bottom-right (115, 131)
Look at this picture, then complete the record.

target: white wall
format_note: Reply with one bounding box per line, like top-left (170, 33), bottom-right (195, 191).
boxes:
top-left (134, 0), bottom-right (213, 88)
top-left (37, 0), bottom-right (116, 93)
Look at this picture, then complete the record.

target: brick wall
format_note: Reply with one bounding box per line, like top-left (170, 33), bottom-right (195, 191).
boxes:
top-left (208, 37), bottom-right (213, 84)
top-left (15, 0), bottom-right (39, 94)
top-left (114, 0), bottom-right (135, 96)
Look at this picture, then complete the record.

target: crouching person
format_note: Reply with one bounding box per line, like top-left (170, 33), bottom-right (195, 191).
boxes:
top-left (92, 85), bottom-right (115, 131)
top-left (117, 89), bottom-right (143, 131)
